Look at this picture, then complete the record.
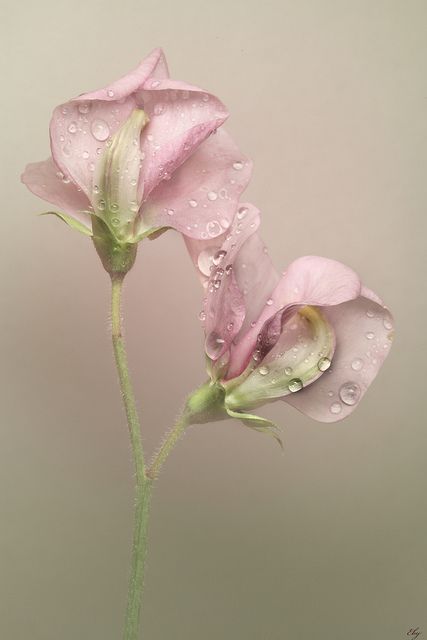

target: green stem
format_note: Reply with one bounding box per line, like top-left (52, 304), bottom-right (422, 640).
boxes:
top-left (110, 274), bottom-right (150, 640)
top-left (147, 413), bottom-right (189, 480)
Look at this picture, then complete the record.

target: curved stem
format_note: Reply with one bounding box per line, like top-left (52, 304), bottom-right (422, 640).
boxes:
top-left (147, 412), bottom-right (189, 480)
top-left (110, 274), bottom-right (150, 640)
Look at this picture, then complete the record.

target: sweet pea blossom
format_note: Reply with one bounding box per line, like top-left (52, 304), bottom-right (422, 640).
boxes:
top-left (22, 48), bottom-right (251, 273)
top-left (185, 204), bottom-right (393, 434)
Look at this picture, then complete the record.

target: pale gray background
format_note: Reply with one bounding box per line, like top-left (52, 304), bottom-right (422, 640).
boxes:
top-left (1, 0), bottom-right (426, 638)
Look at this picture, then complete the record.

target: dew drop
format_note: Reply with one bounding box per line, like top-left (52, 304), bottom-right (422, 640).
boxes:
top-left (110, 203), bottom-right (119, 212)
top-left (207, 191), bottom-right (218, 201)
top-left (82, 150), bottom-right (89, 159)
top-left (225, 264), bottom-right (233, 276)
top-left (213, 250), bottom-right (227, 266)
top-left (237, 206), bottom-right (248, 220)
top-left (266, 298), bottom-right (273, 306)
top-left (318, 356), bottom-right (331, 372)
top-left (166, 208), bottom-right (175, 216)
top-left (107, 89), bottom-right (115, 97)
top-left (151, 80), bottom-right (160, 88)
top-left (259, 366), bottom-right (269, 376)
top-left (227, 322), bottom-right (234, 332)
top-left (67, 121), bottom-right (78, 134)
top-left (188, 199), bottom-right (198, 208)
top-left (198, 310), bottom-right (206, 321)
top-left (330, 402), bottom-right (342, 414)
top-left (366, 310), bottom-right (375, 318)
top-left (288, 378), bottom-right (303, 393)
top-left (220, 218), bottom-right (230, 229)
top-left (284, 367), bottom-right (293, 376)
top-left (197, 248), bottom-right (217, 276)
top-left (383, 317), bottom-right (393, 330)
top-left (233, 161), bottom-right (244, 170)
top-left (93, 184), bottom-right (100, 194)
top-left (91, 119), bottom-right (110, 141)
top-left (207, 220), bottom-right (222, 237)
top-left (365, 331), bottom-right (375, 340)
top-left (339, 382), bottom-right (361, 406)
top-left (351, 358), bottom-right (363, 371)
top-left (111, 217), bottom-right (120, 226)
top-left (205, 331), bottom-right (225, 359)
top-left (97, 199), bottom-right (106, 211)
top-left (78, 102), bottom-right (91, 114)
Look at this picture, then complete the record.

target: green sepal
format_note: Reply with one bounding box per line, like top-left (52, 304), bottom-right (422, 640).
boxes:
top-left (91, 215), bottom-right (137, 276)
top-left (39, 211), bottom-right (92, 237)
top-left (226, 406), bottom-right (283, 449)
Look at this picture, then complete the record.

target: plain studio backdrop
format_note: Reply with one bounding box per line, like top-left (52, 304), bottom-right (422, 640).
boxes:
top-left (1, 1), bottom-right (426, 639)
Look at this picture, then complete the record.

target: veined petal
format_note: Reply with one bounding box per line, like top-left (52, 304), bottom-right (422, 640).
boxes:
top-left (142, 129), bottom-right (252, 238)
top-left (136, 81), bottom-right (229, 199)
top-left (49, 49), bottom-right (169, 199)
top-left (284, 295), bottom-right (394, 422)
top-left (21, 157), bottom-right (91, 229)
top-left (228, 256), bottom-right (361, 380)
top-left (225, 306), bottom-right (335, 411)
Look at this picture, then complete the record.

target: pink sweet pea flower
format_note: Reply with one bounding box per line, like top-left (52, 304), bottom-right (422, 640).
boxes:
top-left (21, 48), bottom-right (252, 272)
top-left (185, 204), bottom-right (393, 432)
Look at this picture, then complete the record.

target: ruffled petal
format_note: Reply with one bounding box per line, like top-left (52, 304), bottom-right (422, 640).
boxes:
top-left (141, 129), bottom-right (252, 238)
top-left (49, 49), bottom-right (169, 199)
top-left (284, 294), bottom-right (394, 422)
top-left (21, 157), bottom-right (91, 229)
top-left (227, 256), bottom-right (361, 379)
top-left (137, 80), bottom-right (229, 199)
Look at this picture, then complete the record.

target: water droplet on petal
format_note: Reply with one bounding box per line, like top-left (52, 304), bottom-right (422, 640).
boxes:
top-left (197, 248), bottom-right (217, 276)
top-left (318, 356), bottom-right (331, 372)
top-left (198, 310), bottom-right (206, 321)
top-left (205, 331), bottom-right (225, 359)
top-left (339, 382), bottom-right (361, 406)
top-left (93, 184), bottom-right (100, 194)
top-left (237, 206), bottom-right (248, 220)
top-left (151, 80), bottom-right (160, 88)
top-left (252, 349), bottom-right (261, 362)
top-left (98, 199), bottom-right (106, 211)
top-left (227, 322), bottom-right (234, 332)
top-left (259, 366), bottom-right (269, 376)
top-left (78, 102), bottom-right (91, 114)
top-left (67, 121), bottom-right (78, 134)
top-left (107, 89), bottom-right (115, 97)
top-left (91, 119), bottom-right (110, 141)
top-left (366, 310), bottom-right (375, 318)
top-left (111, 217), bottom-right (120, 226)
top-left (207, 220), bottom-right (222, 237)
top-left (166, 208), bottom-right (175, 216)
top-left (220, 218), bottom-right (230, 229)
top-left (233, 161), bottom-right (244, 170)
top-left (351, 358), bottom-right (363, 371)
top-left (82, 150), bottom-right (89, 159)
top-left (213, 250), bottom-right (227, 266)
top-left (383, 317), bottom-right (393, 330)
top-left (110, 203), bottom-right (119, 212)
top-left (225, 264), bottom-right (233, 276)
top-left (284, 367), bottom-right (293, 376)
top-left (330, 402), bottom-right (342, 414)
top-left (188, 199), bottom-right (198, 208)
top-left (266, 298), bottom-right (273, 306)
top-left (207, 191), bottom-right (218, 201)
top-left (365, 331), bottom-right (375, 340)
top-left (288, 378), bottom-right (303, 393)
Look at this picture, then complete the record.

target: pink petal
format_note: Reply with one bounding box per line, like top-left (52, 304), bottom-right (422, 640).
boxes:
top-left (21, 157), bottom-right (91, 228)
top-left (190, 204), bottom-right (261, 360)
top-left (49, 49), bottom-right (169, 199)
top-left (227, 256), bottom-right (361, 380)
top-left (78, 48), bottom-right (169, 102)
top-left (142, 129), bottom-right (252, 238)
top-left (284, 294), bottom-right (394, 422)
top-left (137, 80), bottom-right (229, 198)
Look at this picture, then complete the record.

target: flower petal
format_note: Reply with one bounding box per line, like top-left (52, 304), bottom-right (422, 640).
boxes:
top-left (21, 157), bottom-right (91, 229)
top-left (284, 294), bottom-right (394, 422)
top-left (49, 49), bottom-right (169, 199)
top-left (225, 306), bottom-right (335, 410)
top-left (136, 81), bottom-right (229, 199)
top-left (227, 256), bottom-right (361, 380)
top-left (141, 129), bottom-right (252, 238)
